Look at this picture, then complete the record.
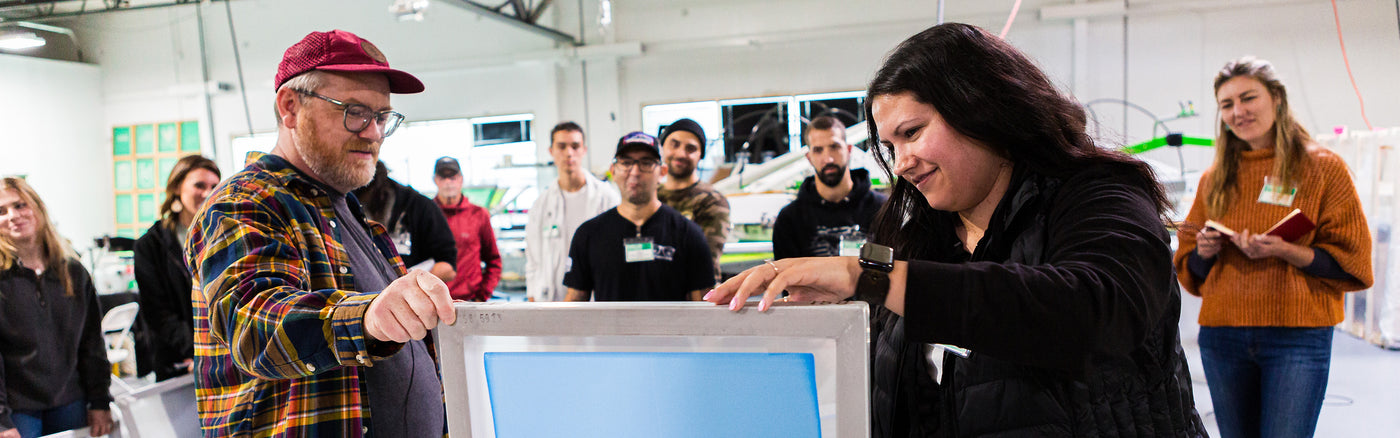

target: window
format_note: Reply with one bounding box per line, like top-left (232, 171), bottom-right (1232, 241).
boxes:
top-left (722, 98), bottom-right (790, 164)
top-left (474, 119), bottom-right (532, 147)
top-left (796, 91), bottom-right (867, 149)
top-left (228, 114), bottom-right (540, 217)
top-left (641, 91), bottom-right (867, 167)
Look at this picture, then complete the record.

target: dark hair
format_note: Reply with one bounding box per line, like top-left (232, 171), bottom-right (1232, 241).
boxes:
top-left (804, 115), bottom-right (847, 146)
top-left (550, 121), bottom-right (585, 145)
top-left (160, 155), bottom-right (222, 228)
top-left (864, 23), bottom-right (1170, 257)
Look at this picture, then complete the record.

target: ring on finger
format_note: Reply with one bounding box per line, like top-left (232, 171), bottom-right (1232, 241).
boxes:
top-left (764, 259), bottom-right (780, 275)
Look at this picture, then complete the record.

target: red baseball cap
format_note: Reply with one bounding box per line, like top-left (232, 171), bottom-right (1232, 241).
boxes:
top-left (275, 30), bottom-right (424, 94)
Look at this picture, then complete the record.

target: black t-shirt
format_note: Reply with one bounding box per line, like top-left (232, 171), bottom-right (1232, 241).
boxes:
top-left (563, 205), bottom-right (714, 301)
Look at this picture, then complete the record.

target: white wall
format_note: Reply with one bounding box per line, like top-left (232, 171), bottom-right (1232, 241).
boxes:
top-left (19, 0), bottom-right (1400, 241)
top-left (63, 0), bottom-right (564, 175)
top-left (597, 0), bottom-right (1400, 178)
top-left (0, 54), bottom-right (109, 248)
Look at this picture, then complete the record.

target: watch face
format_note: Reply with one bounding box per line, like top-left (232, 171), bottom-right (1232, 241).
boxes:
top-left (860, 243), bottom-right (894, 265)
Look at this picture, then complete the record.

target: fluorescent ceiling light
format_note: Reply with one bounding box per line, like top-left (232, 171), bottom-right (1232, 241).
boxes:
top-left (0, 32), bottom-right (45, 50)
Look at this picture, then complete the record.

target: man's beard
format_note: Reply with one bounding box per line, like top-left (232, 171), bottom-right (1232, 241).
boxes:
top-left (626, 190), bottom-right (652, 205)
top-left (623, 181), bottom-right (653, 205)
top-left (816, 164), bottom-right (845, 188)
top-left (296, 116), bottom-right (377, 193)
top-left (668, 157), bottom-right (695, 180)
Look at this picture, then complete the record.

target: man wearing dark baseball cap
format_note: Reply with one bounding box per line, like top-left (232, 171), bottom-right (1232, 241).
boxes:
top-left (433, 156), bottom-right (461, 178)
top-left (561, 132), bottom-right (714, 303)
top-left (431, 155), bottom-right (502, 303)
top-left (187, 29), bottom-right (452, 437)
top-left (657, 118), bottom-right (731, 283)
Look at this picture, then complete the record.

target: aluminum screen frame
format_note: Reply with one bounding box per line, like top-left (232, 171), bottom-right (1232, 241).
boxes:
top-left (434, 301), bottom-right (870, 438)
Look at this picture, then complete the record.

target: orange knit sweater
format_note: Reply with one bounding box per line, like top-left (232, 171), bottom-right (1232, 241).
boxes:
top-left (1174, 146), bottom-right (1372, 327)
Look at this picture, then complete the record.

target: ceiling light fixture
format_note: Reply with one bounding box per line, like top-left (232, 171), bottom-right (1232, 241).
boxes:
top-left (0, 31), bottom-right (45, 50)
top-left (390, 0), bottom-right (430, 22)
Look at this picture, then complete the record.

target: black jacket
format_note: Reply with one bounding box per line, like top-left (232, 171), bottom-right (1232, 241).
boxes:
top-left (377, 180), bottom-right (457, 269)
top-left (773, 168), bottom-right (887, 259)
top-left (870, 167), bottom-right (1205, 437)
top-left (134, 221), bottom-right (195, 381)
top-left (0, 259), bottom-right (113, 431)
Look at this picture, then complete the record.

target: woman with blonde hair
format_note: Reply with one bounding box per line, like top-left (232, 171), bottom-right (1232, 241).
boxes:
top-left (1174, 57), bottom-right (1372, 437)
top-left (134, 155), bottom-right (221, 381)
top-left (0, 177), bottom-right (114, 438)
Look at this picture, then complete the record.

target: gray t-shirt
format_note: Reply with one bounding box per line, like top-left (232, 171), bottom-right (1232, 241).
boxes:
top-left (332, 195), bottom-right (444, 437)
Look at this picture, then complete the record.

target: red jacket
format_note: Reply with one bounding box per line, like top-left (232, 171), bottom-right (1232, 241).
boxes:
top-left (436, 196), bottom-right (502, 301)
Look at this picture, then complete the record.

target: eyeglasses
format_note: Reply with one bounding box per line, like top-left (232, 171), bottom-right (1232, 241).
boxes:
top-left (295, 89), bottom-right (406, 137)
top-left (614, 158), bottom-right (660, 172)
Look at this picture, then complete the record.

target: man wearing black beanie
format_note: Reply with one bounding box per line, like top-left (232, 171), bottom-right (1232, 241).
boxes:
top-left (658, 118), bottom-right (730, 283)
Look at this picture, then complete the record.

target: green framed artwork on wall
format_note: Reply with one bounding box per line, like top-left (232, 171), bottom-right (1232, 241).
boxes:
top-left (115, 194), bottom-right (134, 224)
top-left (113, 127), bottom-right (131, 156)
top-left (180, 121), bottom-right (201, 152)
top-left (133, 124), bottom-right (154, 154)
top-left (135, 158), bottom-right (156, 190)
top-left (114, 161), bottom-right (133, 191)
top-left (158, 123), bottom-right (179, 152)
top-left (112, 120), bottom-right (203, 239)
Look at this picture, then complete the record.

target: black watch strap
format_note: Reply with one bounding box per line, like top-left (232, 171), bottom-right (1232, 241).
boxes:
top-left (856, 270), bottom-right (891, 308)
top-left (855, 243), bottom-right (894, 307)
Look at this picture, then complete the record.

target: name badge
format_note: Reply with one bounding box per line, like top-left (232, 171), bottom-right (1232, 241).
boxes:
top-left (839, 231), bottom-right (866, 257)
top-left (624, 237), bottom-right (655, 263)
top-left (1258, 176), bottom-right (1297, 207)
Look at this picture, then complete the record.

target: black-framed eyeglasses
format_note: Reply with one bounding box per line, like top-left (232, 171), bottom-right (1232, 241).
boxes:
top-left (295, 89), bottom-right (406, 137)
top-left (614, 158), bottom-right (660, 172)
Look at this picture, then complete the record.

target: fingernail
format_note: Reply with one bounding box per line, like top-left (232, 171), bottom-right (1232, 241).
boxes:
top-left (730, 299), bottom-right (741, 311)
top-left (758, 300), bottom-right (769, 312)
top-left (702, 289), bottom-right (714, 300)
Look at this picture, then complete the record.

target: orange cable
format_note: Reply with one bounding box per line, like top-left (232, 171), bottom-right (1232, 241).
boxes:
top-left (999, 0), bottom-right (1024, 38)
top-left (1331, 0), bottom-right (1375, 131)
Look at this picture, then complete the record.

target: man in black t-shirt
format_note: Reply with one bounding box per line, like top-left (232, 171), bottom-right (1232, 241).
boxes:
top-left (563, 132), bottom-right (715, 301)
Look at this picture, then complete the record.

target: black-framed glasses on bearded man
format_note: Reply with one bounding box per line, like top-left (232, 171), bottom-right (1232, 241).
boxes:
top-left (295, 89), bottom-right (406, 137)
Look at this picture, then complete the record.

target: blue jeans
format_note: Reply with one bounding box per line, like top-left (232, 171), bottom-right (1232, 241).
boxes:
top-left (10, 399), bottom-right (88, 438)
top-left (1198, 326), bottom-right (1333, 438)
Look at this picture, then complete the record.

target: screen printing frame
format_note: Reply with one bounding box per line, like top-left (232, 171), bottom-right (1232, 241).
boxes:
top-left (435, 301), bottom-right (870, 438)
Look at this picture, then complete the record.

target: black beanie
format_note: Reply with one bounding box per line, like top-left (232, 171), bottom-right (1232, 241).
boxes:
top-left (660, 118), bottom-right (707, 159)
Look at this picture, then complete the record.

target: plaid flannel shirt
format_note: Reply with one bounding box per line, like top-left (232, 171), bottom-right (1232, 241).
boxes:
top-left (188, 152), bottom-right (434, 437)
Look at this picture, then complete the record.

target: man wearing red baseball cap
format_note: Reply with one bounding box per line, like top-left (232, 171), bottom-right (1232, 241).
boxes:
top-left (187, 30), bottom-right (452, 437)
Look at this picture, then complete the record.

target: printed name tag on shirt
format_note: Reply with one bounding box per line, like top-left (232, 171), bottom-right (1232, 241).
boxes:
top-left (1258, 176), bottom-right (1297, 207)
top-left (624, 237), bottom-right (656, 263)
top-left (839, 231), bottom-right (867, 257)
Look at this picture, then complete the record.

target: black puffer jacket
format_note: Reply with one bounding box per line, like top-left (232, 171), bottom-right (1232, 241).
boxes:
top-left (869, 167), bottom-right (1205, 437)
top-left (135, 220), bottom-right (194, 381)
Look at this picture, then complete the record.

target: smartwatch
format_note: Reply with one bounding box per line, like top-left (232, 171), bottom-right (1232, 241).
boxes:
top-left (855, 243), bottom-right (894, 307)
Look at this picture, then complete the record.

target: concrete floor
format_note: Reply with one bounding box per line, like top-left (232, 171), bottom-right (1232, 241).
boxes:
top-left (1177, 294), bottom-right (1400, 437)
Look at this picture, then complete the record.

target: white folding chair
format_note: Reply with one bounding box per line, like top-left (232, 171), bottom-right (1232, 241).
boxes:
top-left (100, 302), bottom-right (141, 391)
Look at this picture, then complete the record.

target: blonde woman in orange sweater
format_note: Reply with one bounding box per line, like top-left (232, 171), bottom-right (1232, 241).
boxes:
top-left (1174, 57), bottom-right (1372, 438)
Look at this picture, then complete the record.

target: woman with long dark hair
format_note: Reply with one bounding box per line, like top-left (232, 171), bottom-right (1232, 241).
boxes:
top-left (0, 177), bottom-right (114, 438)
top-left (706, 23), bottom-right (1205, 436)
top-left (1174, 57), bottom-right (1371, 438)
top-left (134, 155), bottom-right (221, 381)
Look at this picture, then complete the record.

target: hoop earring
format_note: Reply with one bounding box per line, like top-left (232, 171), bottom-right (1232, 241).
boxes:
top-left (171, 201), bottom-right (183, 213)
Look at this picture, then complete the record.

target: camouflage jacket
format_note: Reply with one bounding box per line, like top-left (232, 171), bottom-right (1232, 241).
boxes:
top-left (659, 181), bottom-right (731, 283)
